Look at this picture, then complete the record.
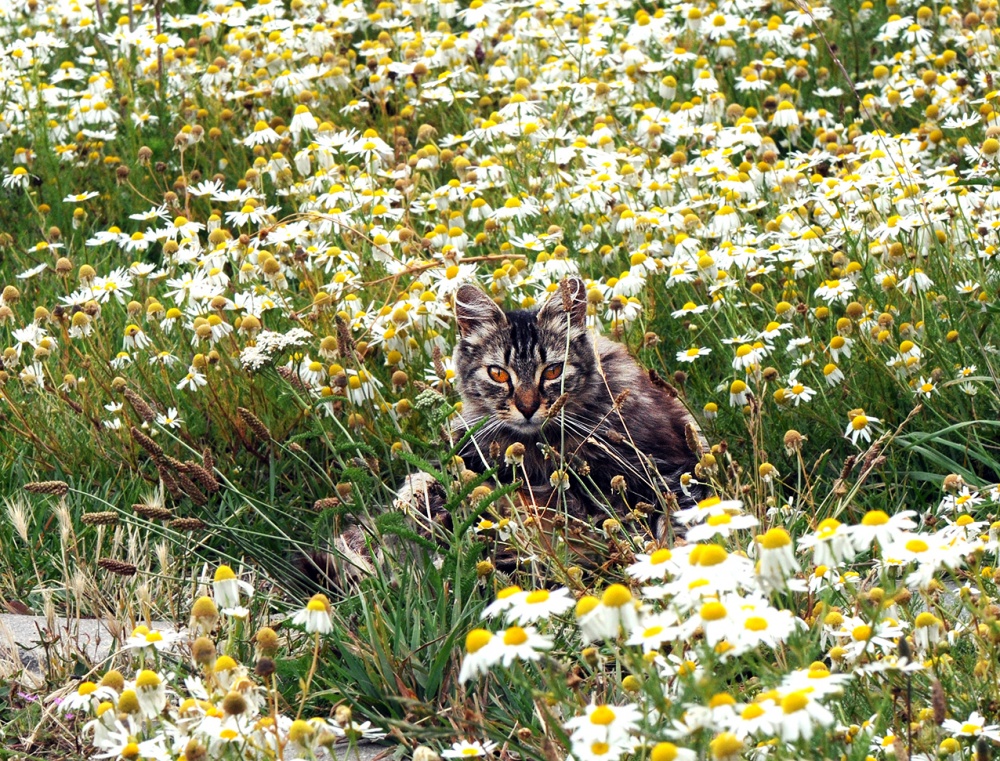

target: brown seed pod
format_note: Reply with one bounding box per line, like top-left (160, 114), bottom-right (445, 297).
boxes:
top-left (97, 558), bottom-right (138, 576)
top-left (25, 480), bottom-right (69, 496)
top-left (81, 511), bottom-right (119, 526)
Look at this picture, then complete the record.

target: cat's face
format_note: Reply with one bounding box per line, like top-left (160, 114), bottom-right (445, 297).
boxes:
top-left (454, 277), bottom-right (595, 435)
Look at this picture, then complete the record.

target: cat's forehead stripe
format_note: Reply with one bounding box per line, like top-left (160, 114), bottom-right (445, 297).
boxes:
top-left (506, 310), bottom-right (539, 363)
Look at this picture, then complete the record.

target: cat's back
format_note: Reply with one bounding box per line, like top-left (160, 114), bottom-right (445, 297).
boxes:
top-left (590, 333), bottom-right (697, 464)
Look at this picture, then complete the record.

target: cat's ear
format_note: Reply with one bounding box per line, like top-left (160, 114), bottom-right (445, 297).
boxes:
top-left (455, 284), bottom-right (506, 340)
top-left (538, 276), bottom-right (588, 333)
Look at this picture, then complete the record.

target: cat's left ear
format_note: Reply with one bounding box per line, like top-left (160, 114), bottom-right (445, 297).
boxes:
top-left (538, 276), bottom-right (588, 332)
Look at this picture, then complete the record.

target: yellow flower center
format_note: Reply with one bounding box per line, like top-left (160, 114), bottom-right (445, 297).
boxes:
top-left (465, 629), bottom-right (492, 654)
top-left (700, 601), bottom-right (727, 621)
top-left (601, 584), bottom-right (632, 607)
top-left (781, 691), bottom-right (809, 714)
top-left (503, 626), bottom-right (528, 646)
top-left (861, 510), bottom-right (888, 526)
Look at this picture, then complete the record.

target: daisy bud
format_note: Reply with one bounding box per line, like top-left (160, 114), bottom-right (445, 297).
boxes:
top-left (190, 596), bottom-right (220, 635)
top-left (222, 691), bottom-right (248, 716)
top-left (117, 688), bottom-right (140, 716)
top-left (99, 670), bottom-right (125, 692)
top-left (254, 626), bottom-right (279, 657)
top-left (334, 704), bottom-right (352, 727)
top-left (192, 636), bottom-right (216, 665)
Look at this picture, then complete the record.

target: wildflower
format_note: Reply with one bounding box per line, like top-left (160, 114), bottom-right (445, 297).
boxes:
top-left (503, 587), bottom-right (574, 624)
top-left (844, 410), bottom-right (880, 446)
top-left (912, 612), bottom-right (944, 653)
top-left (565, 702), bottom-right (642, 745)
top-left (497, 625), bottom-right (553, 665)
top-left (913, 376), bottom-right (936, 398)
top-left (190, 596), bottom-right (219, 635)
top-left (624, 611), bottom-right (681, 652)
top-left (822, 363), bottom-right (844, 386)
top-left (155, 408), bottom-right (182, 429)
top-left (212, 565), bottom-right (253, 614)
top-left (798, 518), bottom-right (856, 566)
top-left (627, 548), bottom-right (680, 581)
top-left (293, 593), bottom-right (333, 634)
top-left (772, 689), bottom-right (835, 742)
top-left (481, 586), bottom-right (525, 619)
top-left (244, 120), bottom-right (280, 147)
top-left (757, 528), bottom-right (800, 588)
top-left (177, 366), bottom-right (207, 391)
top-left (850, 510), bottom-right (918, 551)
top-left (685, 512), bottom-right (758, 542)
top-left (133, 670), bottom-right (167, 719)
top-left (124, 626), bottom-right (180, 654)
top-left (676, 346), bottom-right (711, 363)
top-left (941, 711), bottom-right (1000, 742)
top-left (458, 629), bottom-right (502, 683)
top-left (60, 681), bottom-right (114, 713)
top-left (729, 379), bottom-right (748, 407)
top-left (442, 740), bottom-right (498, 758)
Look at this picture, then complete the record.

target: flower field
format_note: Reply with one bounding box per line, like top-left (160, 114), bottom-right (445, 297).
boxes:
top-left (3, 0), bottom-right (1000, 758)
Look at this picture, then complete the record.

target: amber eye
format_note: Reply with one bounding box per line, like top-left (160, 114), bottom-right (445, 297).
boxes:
top-left (542, 364), bottom-right (563, 381)
top-left (487, 366), bottom-right (510, 384)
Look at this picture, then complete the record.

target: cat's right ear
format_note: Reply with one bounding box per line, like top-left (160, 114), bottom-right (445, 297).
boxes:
top-left (455, 284), bottom-right (506, 340)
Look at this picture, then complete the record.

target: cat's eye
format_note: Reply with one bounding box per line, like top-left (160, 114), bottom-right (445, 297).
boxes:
top-left (487, 366), bottom-right (510, 384)
top-left (542, 363), bottom-right (563, 381)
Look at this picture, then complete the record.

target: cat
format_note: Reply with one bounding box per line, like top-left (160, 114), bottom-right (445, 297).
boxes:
top-left (450, 276), bottom-right (703, 530)
top-left (298, 276), bottom-right (704, 589)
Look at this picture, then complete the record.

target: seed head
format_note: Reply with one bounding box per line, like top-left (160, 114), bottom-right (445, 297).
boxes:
top-left (97, 558), bottom-right (137, 576)
top-left (222, 691), bottom-right (248, 716)
top-left (192, 636), bottom-right (216, 665)
top-left (255, 626), bottom-right (279, 656)
top-left (25, 480), bottom-right (69, 496)
top-left (237, 407), bottom-right (272, 443)
top-left (168, 517), bottom-right (206, 531)
top-left (133, 503), bottom-right (173, 521)
top-left (81, 511), bottom-right (118, 527)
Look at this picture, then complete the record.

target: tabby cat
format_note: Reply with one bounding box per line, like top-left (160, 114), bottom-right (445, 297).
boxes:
top-left (300, 277), bottom-right (703, 587)
top-left (451, 276), bottom-right (702, 529)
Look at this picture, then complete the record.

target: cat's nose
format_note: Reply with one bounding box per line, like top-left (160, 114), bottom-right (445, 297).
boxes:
top-left (513, 387), bottom-right (541, 420)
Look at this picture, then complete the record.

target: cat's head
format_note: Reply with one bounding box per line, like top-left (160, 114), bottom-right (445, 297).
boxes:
top-left (453, 277), bottom-right (595, 435)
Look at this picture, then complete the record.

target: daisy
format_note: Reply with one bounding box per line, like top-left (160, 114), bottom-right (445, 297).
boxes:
top-left (458, 629), bottom-right (503, 684)
top-left (565, 702), bottom-right (642, 745)
top-left (212, 565), bottom-right (254, 612)
top-left (496, 625), bottom-right (553, 666)
top-left (133, 670), bottom-right (167, 719)
top-left (442, 740), bottom-right (498, 758)
top-left (850, 510), bottom-right (918, 552)
top-left (292, 593), bottom-right (333, 634)
top-left (243, 120), bottom-right (281, 147)
top-left (676, 347), bottom-right (711, 363)
top-left (757, 528), bottom-right (800, 589)
top-left (624, 611), bottom-right (682, 652)
top-left (941, 711), bottom-right (1000, 742)
top-left (844, 410), bottom-right (880, 446)
top-left (912, 376), bottom-right (936, 398)
top-left (575, 585), bottom-right (641, 643)
top-left (503, 587), bottom-right (574, 624)
top-left (769, 689), bottom-right (835, 742)
top-left (627, 547), bottom-right (681, 581)
top-left (798, 518), bottom-right (856, 567)
top-left (684, 512), bottom-right (758, 542)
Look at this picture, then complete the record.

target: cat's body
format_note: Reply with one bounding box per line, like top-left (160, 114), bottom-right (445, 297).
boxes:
top-left (453, 277), bottom-right (702, 530)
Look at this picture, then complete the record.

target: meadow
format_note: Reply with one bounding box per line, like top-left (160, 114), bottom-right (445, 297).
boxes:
top-left (2, 0), bottom-right (1000, 758)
